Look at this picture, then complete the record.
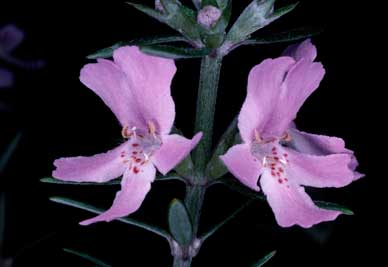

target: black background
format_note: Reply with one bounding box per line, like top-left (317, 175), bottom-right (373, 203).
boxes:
top-left (0, 0), bottom-right (379, 266)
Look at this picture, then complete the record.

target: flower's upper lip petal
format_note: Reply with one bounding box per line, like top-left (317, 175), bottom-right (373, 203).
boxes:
top-left (0, 24), bottom-right (24, 53)
top-left (220, 143), bottom-right (262, 192)
top-left (283, 147), bottom-right (358, 188)
top-left (260, 171), bottom-right (341, 228)
top-left (80, 164), bottom-right (156, 226)
top-left (265, 58), bottom-right (325, 137)
top-left (113, 46), bottom-right (177, 135)
top-left (152, 132), bottom-right (202, 175)
top-left (80, 58), bottom-right (146, 129)
top-left (282, 39), bottom-right (317, 62)
top-left (52, 142), bottom-right (128, 183)
top-left (0, 68), bottom-right (14, 88)
top-left (238, 57), bottom-right (295, 143)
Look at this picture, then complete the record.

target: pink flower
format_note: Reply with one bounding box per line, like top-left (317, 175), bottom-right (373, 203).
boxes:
top-left (52, 46), bottom-right (202, 225)
top-left (220, 40), bottom-right (362, 228)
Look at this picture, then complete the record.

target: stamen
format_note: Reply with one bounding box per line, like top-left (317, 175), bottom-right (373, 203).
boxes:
top-left (148, 121), bottom-right (157, 138)
top-left (121, 125), bottom-right (130, 138)
top-left (281, 132), bottom-right (292, 142)
top-left (254, 129), bottom-right (262, 143)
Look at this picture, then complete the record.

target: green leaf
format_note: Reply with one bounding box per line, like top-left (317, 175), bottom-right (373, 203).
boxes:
top-left (216, 0), bottom-right (231, 10)
top-left (200, 199), bottom-right (253, 241)
top-left (268, 2), bottom-right (299, 21)
top-left (140, 44), bottom-right (211, 59)
top-left (206, 117), bottom-right (239, 180)
top-left (218, 178), bottom-right (354, 215)
top-left (217, 176), bottom-right (264, 200)
top-left (0, 132), bottom-right (22, 175)
top-left (314, 201), bottom-right (354, 215)
top-left (168, 199), bottom-right (193, 246)
top-left (41, 173), bottom-right (184, 185)
top-left (0, 193), bottom-right (5, 249)
top-left (226, 0), bottom-right (276, 43)
top-left (191, 0), bottom-right (201, 10)
top-left (87, 35), bottom-right (187, 59)
top-left (226, 0), bottom-right (298, 44)
top-left (242, 27), bottom-right (323, 45)
top-left (50, 197), bottom-right (171, 239)
top-left (128, 1), bottom-right (203, 45)
top-left (63, 248), bottom-right (111, 267)
top-left (252, 250), bottom-right (277, 267)
top-left (40, 177), bottom-right (121, 185)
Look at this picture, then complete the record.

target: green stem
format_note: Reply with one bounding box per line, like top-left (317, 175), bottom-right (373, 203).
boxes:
top-left (173, 257), bottom-right (192, 267)
top-left (192, 55), bottom-right (223, 178)
top-left (184, 185), bottom-right (206, 236)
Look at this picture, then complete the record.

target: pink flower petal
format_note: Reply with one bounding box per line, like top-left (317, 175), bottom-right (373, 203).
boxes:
top-left (284, 147), bottom-right (357, 188)
top-left (80, 163), bottom-right (156, 225)
top-left (220, 144), bottom-right (262, 191)
top-left (113, 46), bottom-right (177, 135)
top-left (0, 68), bottom-right (13, 88)
top-left (0, 25), bottom-right (24, 53)
top-left (282, 39), bottom-right (317, 62)
top-left (238, 57), bottom-right (295, 142)
top-left (53, 142), bottom-right (127, 183)
top-left (260, 171), bottom-right (341, 228)
top-left (289, 128), bottom-right (349, 155)
top-left (80, 58), bottom-right (145, 128)
top-left (267, 58), bottom-right (325, 137)
top-left (289, 128), bottom-right (364, 180)
top-left (152, 133), bottom-right (202, 175)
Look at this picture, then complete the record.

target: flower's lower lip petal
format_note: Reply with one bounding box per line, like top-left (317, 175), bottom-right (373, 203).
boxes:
top-left (288, 127), bottom-right (349, 156)
top-left (52, 142), bottom-right (128, 183)
top-left (260, 172), bottom-right (341, 228)
top-left (220, 144), bottom-right (262, 192)
top-left (80, 164), bottom-right (156, 226)
top-left (151, 132), bottom-right (202, 175)
top-left (284, 147), bottom-right (357, 188)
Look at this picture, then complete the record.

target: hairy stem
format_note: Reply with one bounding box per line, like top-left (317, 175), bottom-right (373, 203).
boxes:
top-left (192, 55), bottom-right (223, 179)
top-left (184, 185), bottom-right (206, 236)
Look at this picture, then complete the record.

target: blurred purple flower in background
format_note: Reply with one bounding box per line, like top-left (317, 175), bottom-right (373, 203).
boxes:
top-left (0, 24), bottom-right (44, 111)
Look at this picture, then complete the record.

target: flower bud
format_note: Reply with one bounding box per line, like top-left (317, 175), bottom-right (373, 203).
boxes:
top-left (155, 0), bottom-right (164, 12)
top-left (197, 5), bottom-right (222, 29)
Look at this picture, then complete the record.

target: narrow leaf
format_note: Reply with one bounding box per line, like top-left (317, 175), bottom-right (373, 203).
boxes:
top-left (128, 1), bottom-right (202, 43)
top-left (87, 35), bottom-right (187, 59)
top-left (226, 0), bottom-right (298, 44)
top-left (200, 199), bottom-right (253, 241)
top-left (168, 199), bottom-right (193, 246)
top-left (50, 197), bottom-right (171, 239)
top-left (128, 2), bottom-right (166, 23)
top-left (217, 176), bottom-right (264, 200)
top-left (63, 248), bottom-right (111, 267)
top-left (252, 250), bottom-right (277, 267)
top-left (218, 178), bottom-right (354, 215)
top-left (268, 2), bottom-right (299, 21)
top-left (140, 45), bottom-right (211, 59)
top-left (0, 132), bottom-right (22, 174)
top-left (242, 27), bottom-right (323, 45)
top-left (226, 0), bottom-right (276, 43)
top-left (41, 173), bottom-right (183, 185)
top-left (314, 201), bottom-right (354, 215)
top-left (40, 177), bottom-right (121, 185)
top-left (0, 193), bottom-right (5, 249)
top-left (206, 117), bottom-right (238, 180)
